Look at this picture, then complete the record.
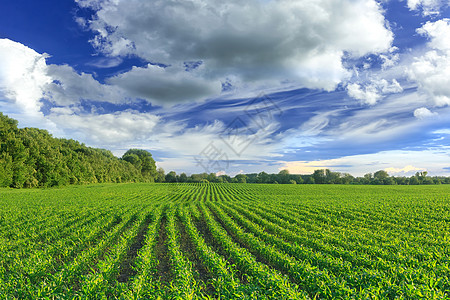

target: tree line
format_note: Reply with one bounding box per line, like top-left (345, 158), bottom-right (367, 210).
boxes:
top-left (0, 113), bottom-right (157, 188)
top-left (1, 113), bottom-right (449, 188)
top-left (158, 169), bottom-right (450, 185)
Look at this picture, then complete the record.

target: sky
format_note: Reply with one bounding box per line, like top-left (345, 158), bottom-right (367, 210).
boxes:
top-left (1, 0), bottom-right (450, 177)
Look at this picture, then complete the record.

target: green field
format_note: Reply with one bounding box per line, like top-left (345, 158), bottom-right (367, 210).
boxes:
top-left (1, 184), bottom-right (449, 299)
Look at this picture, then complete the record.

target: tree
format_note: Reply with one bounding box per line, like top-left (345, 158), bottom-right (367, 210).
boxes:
top-left (207, 173), bottom-right (217, 183)
top-left (179, 173), bottom-right (188, 183)
top-left (305, 176), bottom-right (315, 184)
top-left (423, 177), bottom-right (434, 185)
top-left (341, 173), bottom-right (354, 184)
top-left (234, 174), bottom-right (247, 183)
top-left (277, 169), bottom-right (290, 184)
top-left (294, 175), bottom-right (304, 184)
top-left (374, 170), bottom-right (389, 180)
top-left (156, 167), bottom-right (165, 182)
top-left (0, 153), bottom-right (13, 187)
top-left (326, 170), bottom-right (341, 184)
top-left (165, 171), bottom-right (177, 183)
top-left (409, 176), bottom-right (419, 185)
top-left (122, 149), bottom-right (157, 182)
top-left (363, 173), bottom-right (373, 184)
top-left (313, 169), bottom-right (327, 184)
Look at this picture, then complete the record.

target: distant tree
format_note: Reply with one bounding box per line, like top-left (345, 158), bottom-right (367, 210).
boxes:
top-left (277, 169), bottom-right (290, 184)
top-left (341, 173), bottom-right (354, 184)
top-left (423, 177), bottom-right (434, 185)
top-left (294, 175), bottom-right (304, 184)
top-left (383, 177), bottom-right (396, 185)
top-left (313, 169), bottom-right (327, 184)
top-left (326, 170), bottom-right (341, 184)
top-left (305, 176), bottom-right (315, 184)
top-left (362, 173), bottom-right (373, 184)
top-left (289, 179), bottom-right (297, 184)
top-left (156, 167), bottom-right (165, 182)
top-left (409, 176), bottom-right (419, 185)
top-left (122, 149), bottom-right (157, 181)
top-left (218, 174), bottom-right (231, 183)
top-left (179, 172), bottom-right (188, 183)
top-left (235, 174), bottom-right (247, 183)
top-left (374, 170), bottom-right (389, 180)
top-left (207, 173), bottom-right (217, 183)
top-left (165, 171), bottom-right (177, 183)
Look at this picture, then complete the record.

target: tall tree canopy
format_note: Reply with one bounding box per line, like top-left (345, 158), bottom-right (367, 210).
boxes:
top-left (0, 113), bottom-right (157, 188)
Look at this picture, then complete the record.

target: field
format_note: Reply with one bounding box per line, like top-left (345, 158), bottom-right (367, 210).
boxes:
top-left (0, 183), bottom-right (449, 299)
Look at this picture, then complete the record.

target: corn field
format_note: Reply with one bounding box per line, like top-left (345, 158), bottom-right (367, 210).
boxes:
top-left (1, 183), bottom-right (449, 299)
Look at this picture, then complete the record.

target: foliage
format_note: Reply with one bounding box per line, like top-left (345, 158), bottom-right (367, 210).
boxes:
top-left (0, 113), bottom-right (157, 188)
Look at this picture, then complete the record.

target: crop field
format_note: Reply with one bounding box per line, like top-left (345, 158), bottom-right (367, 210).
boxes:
top-left (0, 183), bottom-right (449, 299)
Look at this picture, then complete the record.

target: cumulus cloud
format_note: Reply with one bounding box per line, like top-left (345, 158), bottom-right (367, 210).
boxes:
top-left (408, 19), bottom-right (450, 107)
top-left (347, 79), bottom-right (403, 105)
top-left (347, 83), bottom-right (382, 105)
top-left (406, 0), bottom-right (450, 16)
top-left (0, 38), bottom-right (134, 111)
top-left (0, 39), bottom-right (51, 116)
top-left (414, 107), bottom-right (438, 119)
top-left (76, 0), bottom-right (393, 101)
top-left (417, 19), bottom-right (450, 51)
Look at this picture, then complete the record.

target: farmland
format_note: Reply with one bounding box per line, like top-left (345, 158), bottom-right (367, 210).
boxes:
top-left (0, 183), bottom-right (449, 299)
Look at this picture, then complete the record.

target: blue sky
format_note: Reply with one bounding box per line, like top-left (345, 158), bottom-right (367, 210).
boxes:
top-left (1, 0), bottom-right (450, 176)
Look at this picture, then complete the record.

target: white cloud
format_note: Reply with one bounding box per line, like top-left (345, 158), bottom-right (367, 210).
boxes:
top-left (347, 83), bottom-right (382, 105)
top-left (414, 107), bottom-right (438, 119)
top-left (347, 79), bottom-right (402, 105)
top-left (417, 19), bottom-right (450, 50)
top-left (433, 128), bottom-right (450, 134)
top-left (380, 48), bottom-right (400, 70)
top-left (45, 64), bottom-right (126, 105)
top-left (406, 0), bottom-right (450, 16)
top-left (408, 19), bottom-right (450, 107)
top-left (0, 39), bottom-right (133, 111)
top-left (48, 110), bottom-right (160, 146)
top-left (76, 0), bottom-right (393, 102)
top-left (0, 39), bottom-right (51, 116)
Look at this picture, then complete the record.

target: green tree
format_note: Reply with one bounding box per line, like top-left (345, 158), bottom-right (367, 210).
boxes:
top-left (374, 170), bottom-right (389, 180)
top-left (257, 171), bottom-right (270, 183)
top-left (122, 149), bottom-right (157, 181)
top-left (165, 171), bottom-right (177, 183)
top-left (278, 169), bottom-right (290, 184)
top-left (234, 174), bottom-right (247, 183)
top-left (0, 153), bottom-right (13, 187)
top-left (313, 169), bottom-right (327, 184)
top-left (156, 167), bottom-right (166, 182)
top-left (179, 173), bottom-right (188, 183)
